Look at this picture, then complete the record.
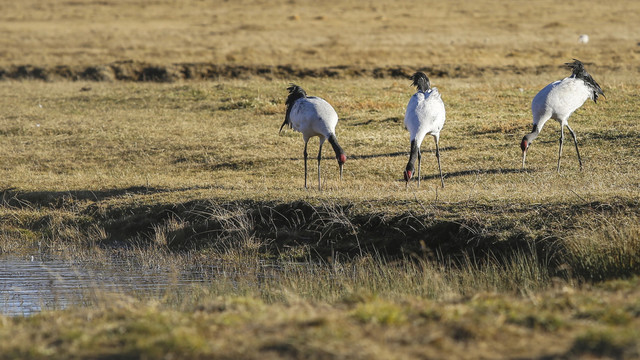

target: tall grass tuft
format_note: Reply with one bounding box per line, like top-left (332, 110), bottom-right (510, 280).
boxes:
top-left (565, 218), bottom-right (640, 281)
top-left (197, 244), bottom-right (557, 307)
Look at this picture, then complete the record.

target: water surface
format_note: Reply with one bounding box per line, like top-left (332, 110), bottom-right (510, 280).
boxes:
top-left (0, 255), bottom-right (204, 316)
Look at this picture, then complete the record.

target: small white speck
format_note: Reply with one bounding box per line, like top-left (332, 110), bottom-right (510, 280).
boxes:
top-left (578, 34), bottom-right (589, 44)
top-left (36, 124), bottom-right (40, 127)
top-left (519, 88), bottom-right (524, 93)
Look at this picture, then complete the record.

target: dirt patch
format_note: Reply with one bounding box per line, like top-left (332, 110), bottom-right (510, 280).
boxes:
top-left (1, 61), bottom-right (627, 82)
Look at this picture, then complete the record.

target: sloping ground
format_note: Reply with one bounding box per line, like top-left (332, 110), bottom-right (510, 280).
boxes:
top-left (2, 187), bottom-right (639, 282)
top-left (0, 61), bottom-right (636, 82)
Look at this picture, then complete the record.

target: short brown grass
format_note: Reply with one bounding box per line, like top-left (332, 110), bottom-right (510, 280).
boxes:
top-left (0, 75), bottom-right (637, 204)
top-left (1, 0), bottom-right (639, 70)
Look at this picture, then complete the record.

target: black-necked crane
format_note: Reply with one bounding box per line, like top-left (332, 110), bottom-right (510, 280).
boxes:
top-left (521, 59), bottom-right (604, 172)
top-left (279, 84), bottom-right (346, 190)
top-left (403, 72), bottom-right (446, 188)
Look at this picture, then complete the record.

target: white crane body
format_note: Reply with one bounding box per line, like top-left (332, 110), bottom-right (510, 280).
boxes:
top-left (405, 89), bottom-right (445, 146)
top-left (289, 97), bottom-right (338, 142)
top-left (531, 77), bottom-right (592, 133)
top-left (520, 59), bottom-right (604, 172)
top-left (403, 72), bottom-right (446, 188)
top-left (280, 85), bottom-right (346, 190)
top-left (521, 59), bottom-right (604, 172)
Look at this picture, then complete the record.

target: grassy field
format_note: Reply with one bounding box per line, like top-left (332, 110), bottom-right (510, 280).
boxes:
top-left (1, 0), bottom-right (639, 70)
top-left (1, 0), bottom-right (640, 358)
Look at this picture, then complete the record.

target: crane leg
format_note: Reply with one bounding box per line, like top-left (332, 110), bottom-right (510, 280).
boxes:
top-left (417, 149), bottom-right (422, 188)
top-left (557, 126), bottom-right (565, 173)
top-left (435, 137), bottom-right (444, 188)
top-left (317, 141), bottom-right (324, 191)
top-left (303, 141), bottom-right (309, 189)
top-left (566, 124), bottom-right (583, 171)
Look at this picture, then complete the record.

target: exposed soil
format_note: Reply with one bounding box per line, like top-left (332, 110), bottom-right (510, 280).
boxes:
top-left (0, 61), bottom-right (632, 82)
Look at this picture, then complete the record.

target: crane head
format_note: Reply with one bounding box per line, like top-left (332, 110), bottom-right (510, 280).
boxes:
top-left (404, 159), bottom-right (416, 183)
top-left (520, 130), bottom-right (538, 169)
top-left (404, 170), bottom-right (413, 182)
top-left (520, 138), bottom-right (529, 152)
top-left (337, 153), bottom-right (346, 181)
top-left (337, 153), bottom-right (346, 165)
top-left (521, 136), bottom-right (530, 170)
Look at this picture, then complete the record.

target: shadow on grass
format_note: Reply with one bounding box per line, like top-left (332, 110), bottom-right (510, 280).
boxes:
top-left (352, 147), bottom-right (460, 160)
top-left (350, 151), bottom-right (406, 160)
top-left (419, 167), bottom-right (532, 181)
top-left (288, 147), bottom-right (459, 161)
top-left (287, 152), bottom-right (407, 161)
top-left (0, 186), bottom-right (211, 208)
top-left (348, 116), bottom-right (402, 126)
top-left (394, 167), bottom-right (533, 182)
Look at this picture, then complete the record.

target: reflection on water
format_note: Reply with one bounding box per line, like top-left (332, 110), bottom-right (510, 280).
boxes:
top-left (0, 255), bottom-right (205, 316)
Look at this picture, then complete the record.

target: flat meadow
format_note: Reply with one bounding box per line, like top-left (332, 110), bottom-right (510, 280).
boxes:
top-left (1, 0), bottom-right (639, 359)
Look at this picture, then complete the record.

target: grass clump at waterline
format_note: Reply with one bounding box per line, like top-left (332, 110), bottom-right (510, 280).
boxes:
top-left (1, 252), bottom-right (640, 359)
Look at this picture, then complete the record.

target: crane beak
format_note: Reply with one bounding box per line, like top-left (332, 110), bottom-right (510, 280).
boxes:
top-left (520, 139), bottom-right (528, 170)
top-left (337, 154), bottom-right (346, 182)
top-left (404, 170), bottom-right (412, 189)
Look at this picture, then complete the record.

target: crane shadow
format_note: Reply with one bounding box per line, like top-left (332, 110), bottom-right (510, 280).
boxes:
top-left (349, 117), bottom-right (402, 126)
top-left (350, 152), bottom-right (406, 160)
top-left (350, 146), bottom-right (460, 160)
top-left (288, 147), bottom-right (459, 161)
top-left (407, 167), bottom-right (533, 182)
top-left (288, 152), bottom-right (406, 161)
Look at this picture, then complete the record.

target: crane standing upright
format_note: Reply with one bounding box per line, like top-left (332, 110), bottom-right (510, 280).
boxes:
top-left (403, 72), bottom-right (446, 188)
top-left (279, 84), bottom-right (346, 191)
top-left (521, 59), bottom-right (605, 172)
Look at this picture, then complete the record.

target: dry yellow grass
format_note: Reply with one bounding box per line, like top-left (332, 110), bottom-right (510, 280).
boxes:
top-left (0, 73), bottom-right (637, 206)
top-left (1, 0), bottom-right (639, 70)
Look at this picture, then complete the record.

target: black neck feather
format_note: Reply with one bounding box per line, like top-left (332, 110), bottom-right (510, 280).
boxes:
top-left (406, 140), bottom-right (419, 172)
top-left (280, 84), bottom-right (307, 133)
top-left (328, 134), bottom-right (344, 159)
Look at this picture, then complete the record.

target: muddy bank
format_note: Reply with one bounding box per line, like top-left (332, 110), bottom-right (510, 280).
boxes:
top-left (2, 188), bottom-right (639, 279)
top-left (0, 61), bottom-right (631, 82)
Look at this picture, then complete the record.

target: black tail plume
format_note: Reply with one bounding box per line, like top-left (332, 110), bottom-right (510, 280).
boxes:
top-left (565, 59), bottom-right (586, 77)
top-left (565, 59), bottom-right (605, 103)
top-left (280, 84), bottom-right (307, 133)
top-left (410, 72), bottom-right (430, 92)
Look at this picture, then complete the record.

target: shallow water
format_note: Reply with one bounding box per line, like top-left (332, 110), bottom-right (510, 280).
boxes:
top-left (0, 255), bottom-right (205, 316)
